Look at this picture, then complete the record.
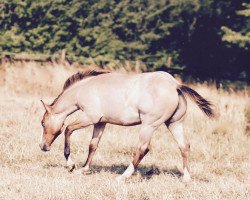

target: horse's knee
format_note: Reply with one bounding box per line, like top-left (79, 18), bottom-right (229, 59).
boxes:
top-left (139, 145), bottom-right (149, 155)
top-left (132, 145), bottom-right (149, 167)
top-left (138, 143), bottom-right (150, 160)
top-left (180, 143), bottom-right (190, 157)
top-left (139, 147), bottom-right (149, 161)
top-left (89, 138), bottom-right (99, 152)
top-left (65, 126), bottom-right (72, 136)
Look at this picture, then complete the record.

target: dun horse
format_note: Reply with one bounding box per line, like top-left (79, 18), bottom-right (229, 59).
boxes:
top-left (40, 70), bottom-right (214, 182)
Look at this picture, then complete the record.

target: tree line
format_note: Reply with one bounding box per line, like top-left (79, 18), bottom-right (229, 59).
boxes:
top-left (0, 0), bottom-right (249, 82)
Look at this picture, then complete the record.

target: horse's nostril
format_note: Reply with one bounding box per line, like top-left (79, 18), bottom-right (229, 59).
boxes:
top-left (45, 145), bottom-right (50, 151)
top-left (39, 143), bottom-right (50, 151)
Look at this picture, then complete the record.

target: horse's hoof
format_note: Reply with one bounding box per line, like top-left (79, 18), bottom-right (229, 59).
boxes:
top-left (182, 168), bottom-right (191, 182)
top-left (182, 174), bottom-right (191, 182)
top-left (66, 164), bottom-right (75, 172)
top-left (82, 169), bottom-right (92, 175)
top-left (115, 175), bottom-right (125, 183)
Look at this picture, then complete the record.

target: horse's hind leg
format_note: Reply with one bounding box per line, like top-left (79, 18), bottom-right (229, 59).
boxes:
top-left (165, 93), bottom-right (191, 181)
top-left (116, 125), bottom-right (155, 181)
top-left (166, 93), bottom-right (191, 182)
top-left (82, 122), bottom-right (106, 173)
top-left (167, 120), bottom-right (191, 182)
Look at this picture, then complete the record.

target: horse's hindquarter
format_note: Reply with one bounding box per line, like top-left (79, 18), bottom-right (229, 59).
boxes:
top-left (76, 72), bottom-right (179, 126)
top-left (137, 72), bottom-right (179, 126)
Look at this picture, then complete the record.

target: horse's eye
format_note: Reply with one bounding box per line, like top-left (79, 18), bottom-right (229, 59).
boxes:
top-left (41, 121), bottom-right (45, 127)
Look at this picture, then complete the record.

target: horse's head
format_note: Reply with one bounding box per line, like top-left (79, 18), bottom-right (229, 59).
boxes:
top-left (39, 100), bottom-right (64, 151)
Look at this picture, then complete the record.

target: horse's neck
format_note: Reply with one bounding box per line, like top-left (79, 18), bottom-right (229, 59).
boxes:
top-left (52, 89), bottom-right (79, 117)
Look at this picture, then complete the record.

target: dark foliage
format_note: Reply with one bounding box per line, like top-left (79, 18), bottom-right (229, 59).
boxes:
top-left (0, 0), bottom-right (249, 82)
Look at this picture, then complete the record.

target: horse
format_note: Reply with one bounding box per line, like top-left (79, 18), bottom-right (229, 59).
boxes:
top-left (39, 69), bottom-right (214, 182)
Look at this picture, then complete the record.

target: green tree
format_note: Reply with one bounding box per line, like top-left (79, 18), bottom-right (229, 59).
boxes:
top-left (180, 0), bottom-right (248, 81)
top-left (0, 0), bottom-right (249, 82)
top-left (222, 3), bottom-right (250, 49)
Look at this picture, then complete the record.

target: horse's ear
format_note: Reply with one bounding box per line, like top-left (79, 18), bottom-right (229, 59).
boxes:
top-left (41, 100), bottom-right (52, 113)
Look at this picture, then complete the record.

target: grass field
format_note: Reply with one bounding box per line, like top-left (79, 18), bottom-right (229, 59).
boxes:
top-left (0, 62), bottom-right (249, 199)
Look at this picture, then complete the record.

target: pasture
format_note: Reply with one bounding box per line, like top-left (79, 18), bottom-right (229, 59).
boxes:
top-left (0, 62), bottom-right (249, 199)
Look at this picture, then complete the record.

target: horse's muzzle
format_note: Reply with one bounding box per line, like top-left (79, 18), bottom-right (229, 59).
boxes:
top-left (39, 143), bottom-right (50, 151)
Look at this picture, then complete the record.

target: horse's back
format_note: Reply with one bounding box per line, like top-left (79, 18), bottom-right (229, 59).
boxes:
top-left (83, 71), bottom-right (179, 106)
top-left (86, 71), bottom-right (179, 91)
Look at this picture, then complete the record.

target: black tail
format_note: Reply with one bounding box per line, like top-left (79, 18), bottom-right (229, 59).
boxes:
top-left (178, 85), bottom-right (215, 118)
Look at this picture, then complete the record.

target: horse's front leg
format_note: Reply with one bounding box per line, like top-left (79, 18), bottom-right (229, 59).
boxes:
top-left (64, 120), bottom-right (92, 172)
top-left (64, 126), bottom-right (75, 172)
top-left (82, 122), bottom-right (106, 173)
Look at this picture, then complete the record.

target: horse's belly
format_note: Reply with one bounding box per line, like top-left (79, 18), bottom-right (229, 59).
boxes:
top-left (101, 109), bottom-right (141, 126)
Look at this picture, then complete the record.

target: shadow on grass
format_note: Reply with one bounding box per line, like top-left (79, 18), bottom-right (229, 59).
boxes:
top-left (42, 162), bottom-right (210, 182)
top-left (43, 162), bottom-right (182, 179)
top-left (80, 164), bottom-right (182, 179)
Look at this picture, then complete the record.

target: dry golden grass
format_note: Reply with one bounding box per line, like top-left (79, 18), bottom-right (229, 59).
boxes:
top-left (0, 62), bottom-right (249, 199)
